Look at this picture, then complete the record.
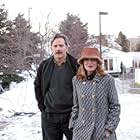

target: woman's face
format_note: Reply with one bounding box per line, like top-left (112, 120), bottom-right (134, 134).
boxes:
top-left (83, 58), bottom-right (98, 75)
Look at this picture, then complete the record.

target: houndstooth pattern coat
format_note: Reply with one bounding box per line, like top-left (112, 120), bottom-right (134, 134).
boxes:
top-left (69, 74), bottom-right (120, 140)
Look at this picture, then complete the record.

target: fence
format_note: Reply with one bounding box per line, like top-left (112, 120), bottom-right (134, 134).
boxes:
top-left (118, 67), bottom-right (140, 94)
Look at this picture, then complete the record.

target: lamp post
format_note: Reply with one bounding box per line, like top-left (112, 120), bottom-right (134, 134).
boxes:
top-left (28, 8), bottom-right (32, 29)
top-left (99, 12), bottom-right (108, 57)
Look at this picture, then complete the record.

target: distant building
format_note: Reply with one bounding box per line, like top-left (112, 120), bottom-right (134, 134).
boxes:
top-left (94, 45), bottom-right (140, 79)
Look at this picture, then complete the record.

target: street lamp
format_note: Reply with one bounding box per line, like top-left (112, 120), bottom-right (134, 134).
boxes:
top-left (28, 8), bottom-right (32, 29)
top-left (99, 12), bottom-right (108, 57)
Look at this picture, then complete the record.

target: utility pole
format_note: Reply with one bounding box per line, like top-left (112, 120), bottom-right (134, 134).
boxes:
top-left (28, 8), bottom-right (32, 30)
top-left (99, 12), bottom-right (108, 57)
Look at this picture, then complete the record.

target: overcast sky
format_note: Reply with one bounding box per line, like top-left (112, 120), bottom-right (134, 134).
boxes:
top-left (1, 0), bottom-right (140, 38)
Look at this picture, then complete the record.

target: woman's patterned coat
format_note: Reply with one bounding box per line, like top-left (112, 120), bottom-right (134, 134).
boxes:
top-left (69, 74), bottom-right (120, 140)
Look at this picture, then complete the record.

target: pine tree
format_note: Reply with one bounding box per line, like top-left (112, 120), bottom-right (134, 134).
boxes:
top-left (0, 4), bottom-right (13, 73)
top-left (116, 31), bottom-right (129, 52)
top-left (59, 13), bottom-right (92, 58)
top-left (9, 14), bottom-right (41, 71)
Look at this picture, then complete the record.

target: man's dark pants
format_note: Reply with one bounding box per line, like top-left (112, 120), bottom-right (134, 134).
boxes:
top-left (41, 112), bottom-right (72, 140)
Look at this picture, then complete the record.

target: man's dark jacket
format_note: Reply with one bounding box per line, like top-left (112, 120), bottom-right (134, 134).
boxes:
top-left (34, 53), bottom-right (79, 112)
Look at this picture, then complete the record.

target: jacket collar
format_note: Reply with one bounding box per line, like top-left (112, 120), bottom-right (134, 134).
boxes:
top-left (93, 74), bottom-right (102, 82)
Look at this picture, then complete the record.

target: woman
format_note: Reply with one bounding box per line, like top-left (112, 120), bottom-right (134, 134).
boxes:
top-left (69, 47), bottom-right (120, 140)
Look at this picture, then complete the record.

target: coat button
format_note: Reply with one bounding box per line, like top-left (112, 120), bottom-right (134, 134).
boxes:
top-left (93, 81), bottom-right (96, 85)
top-left (83, 81), bottom-right (86, 84)
top-left (82, 108), bottom-right (85, 111)
top-left (82, 120), bottom-right (85, 124)
top-left (91, 122), bottom-right (94, 126)
top-left (92, 109), bottom-right (95, 112)
top-left (92, 95), bottom-right (95, 99)
top-left (81, 94), bottom-right (85, 98)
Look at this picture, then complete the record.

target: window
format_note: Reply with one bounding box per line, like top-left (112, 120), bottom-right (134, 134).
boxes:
top-left (104, 58), bottom-right (113, 71)
top-left (104, 59), bottom-right (108, 70)
top-left (109, 59), bottom-right (113, 70)
top-left (133, 59), bottom-right (140, 68)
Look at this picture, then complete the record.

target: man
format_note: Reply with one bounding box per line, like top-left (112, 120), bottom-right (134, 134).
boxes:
top-left (34, 33), bottom-right (78, 140)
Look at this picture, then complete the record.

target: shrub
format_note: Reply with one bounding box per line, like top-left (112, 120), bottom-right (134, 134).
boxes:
top-left (0, 73), bottom-right (25, 90)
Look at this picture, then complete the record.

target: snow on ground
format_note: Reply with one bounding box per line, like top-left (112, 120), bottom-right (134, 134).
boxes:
top-left (117, 94), bottom-right (140, 140)
top-left (0, 78), bottom-right (140, 140)
top-left (0, 78), bottom-right (38, 114)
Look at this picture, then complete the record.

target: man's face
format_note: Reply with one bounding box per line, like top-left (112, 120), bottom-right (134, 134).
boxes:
top-left (51, 38), bottom-right (68, 60)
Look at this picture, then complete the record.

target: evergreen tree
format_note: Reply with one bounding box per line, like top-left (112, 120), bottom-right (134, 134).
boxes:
top-left (116, 31), bottom-right (129, 52)
top-left (59, 13), bottom-right (92, 58)
top-left (0, 4), bottom-right (13, 73)
top-left (0, 4), bottom-right (12, 34)
top-left (9, 14), bottom-right (41, 71)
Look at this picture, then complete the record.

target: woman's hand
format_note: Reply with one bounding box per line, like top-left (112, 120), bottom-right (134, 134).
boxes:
top-left (104, 129), bottom-right (111, 138)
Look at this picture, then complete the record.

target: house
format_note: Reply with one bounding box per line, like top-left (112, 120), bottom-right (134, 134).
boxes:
top-left (130, 52), bottom-right (140, 83)
top-left (102, 48), bottom-right (140, 82)
top-left (102, 47), bottom-right (128, 77)
top-left (93, 45), bottom-right (127, 77)
top-left (94, 45), bottom-right (140, 79)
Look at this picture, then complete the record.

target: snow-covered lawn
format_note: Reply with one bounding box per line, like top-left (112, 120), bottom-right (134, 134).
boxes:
top-left (117, 94), bottom-right (140, 140)
top-left (0, 78), bottom-right (140, 140)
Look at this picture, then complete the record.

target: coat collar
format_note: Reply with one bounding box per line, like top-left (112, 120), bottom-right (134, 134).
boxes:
top-left (93, 74), bottom-right (102, 82)
top-left (82, 73), bottom-right (102, 83)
